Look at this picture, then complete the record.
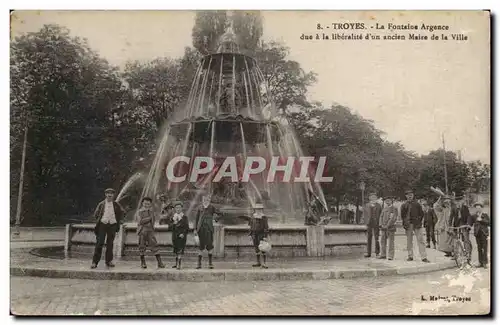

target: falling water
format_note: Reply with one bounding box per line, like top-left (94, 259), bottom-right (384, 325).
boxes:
top-left (116, 172), bottom-right (143, 202)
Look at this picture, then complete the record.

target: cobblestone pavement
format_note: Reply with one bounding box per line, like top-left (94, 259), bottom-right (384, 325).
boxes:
top-left (11, 266), bottom-right (490, 316)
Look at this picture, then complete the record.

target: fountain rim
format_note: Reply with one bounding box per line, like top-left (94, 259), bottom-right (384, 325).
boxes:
top-left (201, 51), bottom-right (257, 62)
top-left (169, 115), bottom-right (282, 126)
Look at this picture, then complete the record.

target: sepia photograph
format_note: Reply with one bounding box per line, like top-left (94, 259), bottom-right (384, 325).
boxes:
top-left (9, 9), bottom-right (491, 316)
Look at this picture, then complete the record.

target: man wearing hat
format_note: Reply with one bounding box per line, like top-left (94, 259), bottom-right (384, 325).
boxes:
top-left (91, 188), bottom-right (126, 269)
top-left (379, 196), bottom-right (398, 260)
top-left (363, 192), bottom-right (382, 258)
top-left (401, 189), bottom-right (429, 262)
top-left (470, 202), bottom-right (490, 268)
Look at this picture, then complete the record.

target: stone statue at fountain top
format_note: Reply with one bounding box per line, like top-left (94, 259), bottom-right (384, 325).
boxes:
top-left (216, 21), bottom-right (240, 54)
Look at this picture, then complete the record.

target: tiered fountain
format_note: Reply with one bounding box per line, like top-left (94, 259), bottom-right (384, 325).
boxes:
top-left (138, 26), bottom-right (327, 225)
top-left (65, 24), bottom-right (366, 259)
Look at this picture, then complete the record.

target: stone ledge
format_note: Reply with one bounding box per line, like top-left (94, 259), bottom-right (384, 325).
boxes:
top-left (10, 260), bottom-right (455, 282)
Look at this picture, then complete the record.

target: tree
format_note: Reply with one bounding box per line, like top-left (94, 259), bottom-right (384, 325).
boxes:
top-left (415, 150), bottom-right (470, 199)
top-left (255, 41), bottom-right (317, 116)
top-left (232, 11), bottom-right (263, 55)
top-left (192, 11), bottom-right (228, 54)
top-left (10, 24), bottom-right (126, 224)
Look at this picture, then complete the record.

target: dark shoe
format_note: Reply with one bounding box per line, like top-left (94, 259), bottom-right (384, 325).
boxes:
top-left (90, 263), bottom-right (97, 269)
top-left (140, 256), bottom-right (147, 269)
top-left (378, 256), bottom-right (387, 259)
top-left (475, 263), bottom-right (484, 268)
top-left (196, 255), bottom-right (202, 269)
top-left (444, 253), bottom-right (452, 257)
top-left (172, 256), bottom-right (179, 269)
top-left (406, 257), bottom-right (414, 261)
top-left (208, 254), bottom-right (214, 269)
top-left (388, 258), bottom-right (393, 261)
top-left (422, 258), bottom-right (430, 263)
top-left (261, 264), bottom-right (268, 269)
top-left (155, 255), bottom-right (165, 268)
top-left (364, 254), bottom-right (371, 258)
top-left (106, 262), bottom-right (115, 268)
top-left (426, 244), bottom-right (430, 248)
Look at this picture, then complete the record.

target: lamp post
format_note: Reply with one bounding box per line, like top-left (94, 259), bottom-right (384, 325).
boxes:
top-left (13, 124), bottom-right (28, 237)
top-left (360, 181), bottom-right (366, 223)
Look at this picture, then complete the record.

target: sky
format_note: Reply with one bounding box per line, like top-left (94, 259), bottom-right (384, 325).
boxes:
top-left (10, 10), bottom-right (491, 163)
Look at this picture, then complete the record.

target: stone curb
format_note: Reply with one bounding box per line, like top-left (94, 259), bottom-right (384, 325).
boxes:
top-left (10, 260), bottom-right (455, 282)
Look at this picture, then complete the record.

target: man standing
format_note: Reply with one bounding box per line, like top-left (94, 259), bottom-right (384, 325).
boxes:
top-left (456, 197), bottom-right (472, 263)
top-left (470, 202), bottom-right (490, 268)
top-left (422, 200), bottom-right (437, 249)
top-left (364, 192), bottom-right (382, 258)
top-left (91, 188), bottom-right (125, 269)
top-left (401, 189), bottom-right (430, 263)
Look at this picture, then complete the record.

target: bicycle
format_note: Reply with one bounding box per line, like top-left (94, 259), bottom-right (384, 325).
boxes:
top-left (448, 225), bottom-right (473, 269)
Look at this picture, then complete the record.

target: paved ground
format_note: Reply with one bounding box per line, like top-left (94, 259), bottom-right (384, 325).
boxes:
top-left (10, 229), bottom-right (491, 315)
top-left (10, 266), bottom-right (490, 316)
top-left (11, 236), bottom-right (456, 277)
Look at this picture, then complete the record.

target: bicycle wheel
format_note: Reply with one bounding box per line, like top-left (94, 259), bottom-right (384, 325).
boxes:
top-left (453, 240), bottom-right (467, 268)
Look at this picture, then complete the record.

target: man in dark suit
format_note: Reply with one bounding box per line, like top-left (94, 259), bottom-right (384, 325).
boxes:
top-left (401, 189), bottom-right (429, 263)
top-left (91, 188), bottom-right (125, 269)
top-left (470, 202), bottom-right (490, 268)
top-left (364, 192), bottom-right (382, 258)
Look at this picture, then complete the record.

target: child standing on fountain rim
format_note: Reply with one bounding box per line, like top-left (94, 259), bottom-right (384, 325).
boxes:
top-left (169, 201), bottom-right (189, 270)
top-left (249, 203), bottom-right (270, 269)
top-left (136, 197), bottom-right (165, 269)
top-left (194, 193), bottom-right (221, 269)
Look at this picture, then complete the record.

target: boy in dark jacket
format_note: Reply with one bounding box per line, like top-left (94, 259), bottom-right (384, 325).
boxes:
top-left (169, 201), bottom-right (189, 270)
top-left (249, 203), bottom-right (270, 268)
top-left (364, 192), bottom-right (382, 258)
top-left (422, 200), bottom-right (438, 249)
top-left (136, 197), bottom-right (165, 269)
top-left (194, 193), bottom-right (221, 269)
top-left (470, 202), bottom-right (490, 268)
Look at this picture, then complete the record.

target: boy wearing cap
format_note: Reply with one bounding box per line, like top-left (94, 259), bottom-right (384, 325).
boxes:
top-left (470, 202), bottom-right (490, 268)
top-left (379, 196), bottom-right (398, 260)
top-left (136, 197), bottom-right (165, 269)
top-left (249, 203), bottom-right (270, 268)
top-left (401, 189), bottom-right (429, 263)
top-left (422, 200), bottom-right (437, 249)
top-left (91, 188), bottom-right (125, 269)
top-left (194, 193), bottom-right (221, 269)
top-left (169, 201), bottom-right (189, 270)
top-left (364, 192), bottom-right (382, 258)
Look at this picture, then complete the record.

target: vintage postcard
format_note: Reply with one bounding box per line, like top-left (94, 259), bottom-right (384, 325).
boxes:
top-left (10, 10), bottom-right (491, 316)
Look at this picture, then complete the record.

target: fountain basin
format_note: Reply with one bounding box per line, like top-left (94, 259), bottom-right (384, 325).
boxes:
top-left (65, 223), bottom-right (367, 258)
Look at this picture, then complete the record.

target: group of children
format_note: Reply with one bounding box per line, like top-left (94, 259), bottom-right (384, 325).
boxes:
top-left (135, 193), bottom-right (270, 269)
